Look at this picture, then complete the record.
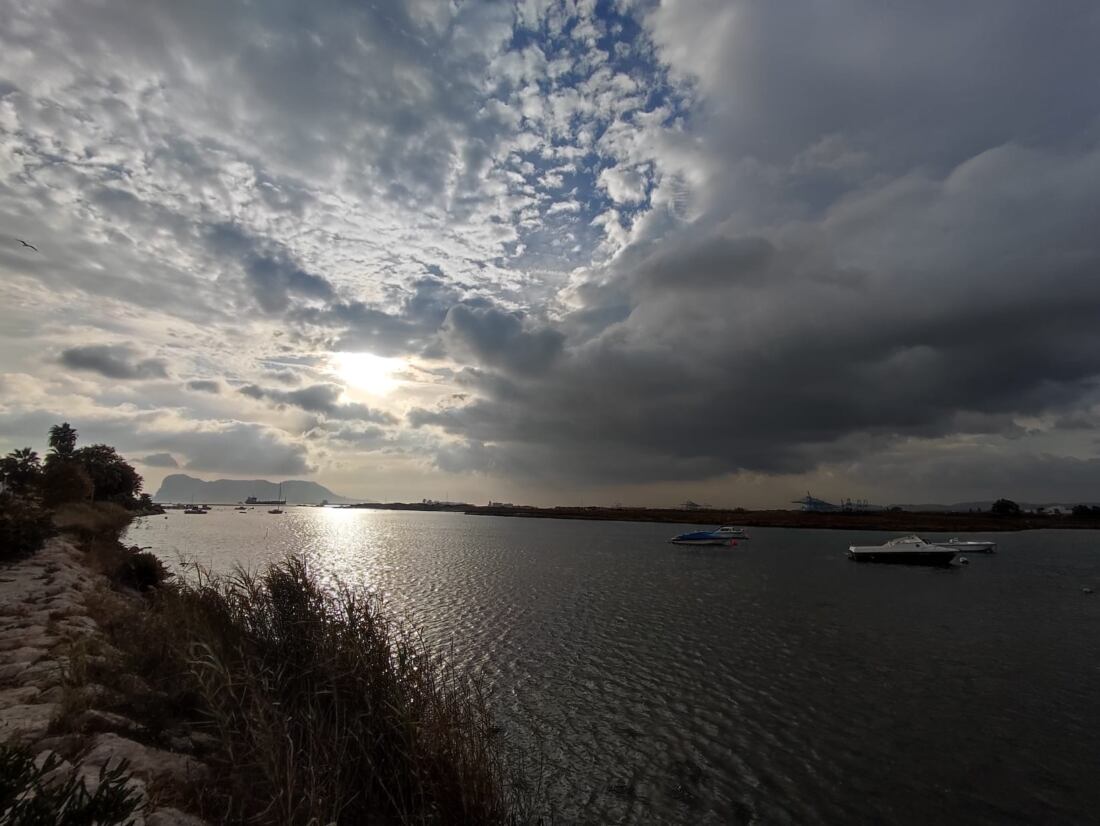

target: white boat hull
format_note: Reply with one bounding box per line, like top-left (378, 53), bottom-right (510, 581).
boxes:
top-left (848, 535), bottom-right (958, 565)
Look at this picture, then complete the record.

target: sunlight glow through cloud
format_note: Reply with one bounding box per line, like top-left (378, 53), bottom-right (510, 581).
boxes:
top-left (331, 352), bottom-right (405, 397)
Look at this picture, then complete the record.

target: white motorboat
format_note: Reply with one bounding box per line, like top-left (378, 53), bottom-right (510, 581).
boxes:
top-left (847, 535), bottom-right (957, 565)
top-left (670, 526), bottom-right (748, 545)
top-left (938, 537), bottom-right (996, 553)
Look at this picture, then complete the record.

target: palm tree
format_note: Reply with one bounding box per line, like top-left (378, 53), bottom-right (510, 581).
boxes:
top-left (0, 447), bottom-right (41, 494)
top-left (48, 422), bottom-right (78, 458)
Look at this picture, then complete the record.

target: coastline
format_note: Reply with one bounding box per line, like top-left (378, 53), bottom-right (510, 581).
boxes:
top-left (2, 504), bottom-right (531, 824)
top-left (346, 503), bottom-right (1097, 532)
top-left (0, 533), bottom-right (208, 824)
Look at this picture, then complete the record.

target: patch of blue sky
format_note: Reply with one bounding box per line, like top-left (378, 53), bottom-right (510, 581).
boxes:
top-left (494, 0), bottom-right (689, 272)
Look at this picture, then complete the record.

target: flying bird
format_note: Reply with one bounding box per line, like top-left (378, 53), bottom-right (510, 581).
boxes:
top-left (17, 239), bottom-right (38, 252)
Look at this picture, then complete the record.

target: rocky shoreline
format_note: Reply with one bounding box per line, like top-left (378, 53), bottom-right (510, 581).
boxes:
top-left (0, 535), bottom-right (206, 825)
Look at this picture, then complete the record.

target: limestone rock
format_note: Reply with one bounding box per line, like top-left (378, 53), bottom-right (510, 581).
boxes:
top-left (0, 684), bottom-right (41, 708)
top-left (3, 645), bottom-right (46, 664)
top-left (73, 708), bottom-right (147, 737)
top-left (82, 733), bottom-right (208, 787)
top-left (147, 807), bottom-right (209, 826)
top-left (38, 684), bottom-right (65, 703)
top-left (73, 681), bottom-right (124, 707)
top-left (0, 627), bottom-right (53, 651)
top-left (0, 662), bottom-right (27, 683)
top-left (19, 659), bottom-right (64, 686)
top-left (0, 701), bottom-right (58, 744)
top-left (32, 732), bottom-right (85, 757)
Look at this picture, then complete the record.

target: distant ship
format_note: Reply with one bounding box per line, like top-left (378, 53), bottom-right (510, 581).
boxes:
top-left (246, 495), bottom-right (286, 505)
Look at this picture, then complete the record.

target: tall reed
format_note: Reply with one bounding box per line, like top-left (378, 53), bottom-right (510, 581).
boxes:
top-left (102, 556), bottom-right (537, 824)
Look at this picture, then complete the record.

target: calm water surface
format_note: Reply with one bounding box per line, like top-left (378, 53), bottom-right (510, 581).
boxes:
top-left (125, 509), bottom-right (1100, 824)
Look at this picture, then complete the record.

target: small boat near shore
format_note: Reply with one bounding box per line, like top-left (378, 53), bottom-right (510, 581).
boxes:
top-left (183, 507), bottom-right (206, 515)
top-left (670, 526), bottom-right (748, 545)
top-left (848, 535), bottom-right (957, 565)
top-left (939, 537), bottom-right (997, 553)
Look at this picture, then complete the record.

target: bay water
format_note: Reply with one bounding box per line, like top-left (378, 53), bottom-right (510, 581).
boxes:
top-left (125, 509), bottom-right (1100, 824)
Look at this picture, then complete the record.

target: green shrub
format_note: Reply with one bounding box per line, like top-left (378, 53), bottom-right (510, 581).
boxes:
top-left (116, 549), bottom-right (170, 592)
top-left (0, 494), bottom-right (56, 561)
top-left (38, 460), bottom-right (94, 508)
top-left (53, 502), bottom-right (132, 541)
top-left (0, 743), bottom-right (142, 825)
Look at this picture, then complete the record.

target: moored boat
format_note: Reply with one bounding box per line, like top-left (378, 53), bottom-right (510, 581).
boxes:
top-left (183, 507), bottom-right (206, 514)
top-left (670, 526), bottom-right (747, 545)
top-left (939, 537), bottom-right (996, 553)
top-left (268, 484), bottom-right (285, 514)
top-left (848, 535), bottom-right (957, 565)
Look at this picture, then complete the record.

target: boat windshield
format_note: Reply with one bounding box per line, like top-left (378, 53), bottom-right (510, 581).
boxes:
top-left (887, 535), bottom-right (924, 545)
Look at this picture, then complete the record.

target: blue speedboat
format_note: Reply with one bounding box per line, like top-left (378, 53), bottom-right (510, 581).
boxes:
top-left (670, 526), bottom-right (748, 545)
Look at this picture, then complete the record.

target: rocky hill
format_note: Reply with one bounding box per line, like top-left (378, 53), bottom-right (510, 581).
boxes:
top-left (153, 474), bottom-right (359, 504)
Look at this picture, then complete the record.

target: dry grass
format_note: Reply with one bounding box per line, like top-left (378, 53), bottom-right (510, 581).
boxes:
top-left (81, 554), bottom-right (540, 825)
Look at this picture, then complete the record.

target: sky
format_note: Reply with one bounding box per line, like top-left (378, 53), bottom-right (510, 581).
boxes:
top-left (2, 0), bottom-right (1100, 508)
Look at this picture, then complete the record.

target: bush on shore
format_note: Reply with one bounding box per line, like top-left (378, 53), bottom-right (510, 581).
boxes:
top-left (52, 501), bottom-right (133, 541)
top-left (38, 459), bottom-right (94, 508)
top-left (0, 493), bottom-right (57, 562)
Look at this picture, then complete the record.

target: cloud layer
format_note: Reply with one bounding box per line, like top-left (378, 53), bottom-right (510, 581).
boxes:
top-left (3, 1), bottom-right (1100, 505)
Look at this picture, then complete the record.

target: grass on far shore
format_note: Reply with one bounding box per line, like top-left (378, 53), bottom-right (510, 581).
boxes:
top-left (66, 510), bottom-right (542, 825)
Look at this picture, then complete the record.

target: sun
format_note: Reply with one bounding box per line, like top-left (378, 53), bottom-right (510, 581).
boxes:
top-left (331, 352), bottom-right (404, 396)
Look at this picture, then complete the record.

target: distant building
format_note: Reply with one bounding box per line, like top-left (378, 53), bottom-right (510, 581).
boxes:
top-left (1038, 505), bottom-right (1071, 515)
top-left (792, 492), bottom-right (841, 512)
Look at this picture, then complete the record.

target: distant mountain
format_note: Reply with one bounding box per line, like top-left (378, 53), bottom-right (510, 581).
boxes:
top-left (154, 474), bottom-right (363, 505)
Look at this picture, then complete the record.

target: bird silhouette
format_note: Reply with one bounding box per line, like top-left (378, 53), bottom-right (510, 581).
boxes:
top-left (17, 239), bottom-right (38, 252)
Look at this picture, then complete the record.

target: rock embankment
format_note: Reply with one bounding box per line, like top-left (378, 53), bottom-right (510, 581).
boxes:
top-left (0, 536), bottom-right (207, 825)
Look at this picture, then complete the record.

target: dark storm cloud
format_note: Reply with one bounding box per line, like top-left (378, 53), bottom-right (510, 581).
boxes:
top-left (244, 254), bottom-right (334, 314)
top-left (406, 1), bottom-right (1100, 490)
top-left (239, 383), bottom-right (397, 424)
top-left (415, 139), bottom-right (1100, 483)
top-left (292, 276), bottom-right (467, 357)
top-left (140, 453), bottom-right (179, 468)
top-left (442, 304), bottom-right (564, 374)
top-left (203, 223), bottom-right (335, 314)
top-left (60, 345), bottom-right (169, 380)
top-left (186, 380), bottom-right (221, 394)
top-left (635, 235), bottom-right (776, 292)
top-left (651, 1), bottom-right (1100, 178)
